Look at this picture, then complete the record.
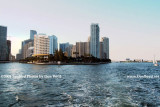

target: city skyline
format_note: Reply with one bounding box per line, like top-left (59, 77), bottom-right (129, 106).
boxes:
top-left (1, 0), bottom-right (160, 60)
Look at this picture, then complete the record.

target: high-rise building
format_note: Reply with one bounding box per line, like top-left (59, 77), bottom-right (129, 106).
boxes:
top-left (59, 42), bottom-right (69, 52)
top-left (16, 49), bottom-right (22, 60)
top-left (21, 39), bottom-right (33, 59)
top-left (19, 49), bottom-right (22, 54)
top-left (23, 41), bottom-right (34, 59)
top-left (85, 42), bottom-right (90, 56)
top-left (99, 42), bottom-right (104, 59)
top-left (66, 44), bottom-right (73, 57)
top-left (0, 26), bottom-right (7, 61)
top-left (16, 54), bottom-right (22, 61)
top-left (101, 37), bottom-right (109, 59)
top-left (27, 47), bottom-right (34, 58)
top-left (7, 40), bottom-right (11, 61)
top-left (76, 42), bottom-right (90, 57)
top-left (34, 34), bottom-right (49, 55)
top-left (71, 45), bottom-right (76, 58)
top-left (49, 35), bottom-right (58, 55)
top-left (22, 39), bottom-right (33, 48)
top-left (30, 30), bottom-right (37, 40)
top-left (90, 23), bottom-right (100, 58)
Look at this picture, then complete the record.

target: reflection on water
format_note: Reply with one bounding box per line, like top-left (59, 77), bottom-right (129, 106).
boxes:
top-left (0, 63), bottom-right (160, 106)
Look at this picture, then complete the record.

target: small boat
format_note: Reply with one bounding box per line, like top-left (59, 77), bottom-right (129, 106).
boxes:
top-left (153, 56), bottom-right (159, 66)
top-left (154, 61), bottom-right (159, 66)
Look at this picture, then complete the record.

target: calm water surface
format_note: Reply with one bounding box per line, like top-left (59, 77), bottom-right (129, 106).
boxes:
top-left (0, 62), bottom-right (160, 107)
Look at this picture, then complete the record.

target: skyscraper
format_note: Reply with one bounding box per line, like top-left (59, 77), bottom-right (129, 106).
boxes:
top-left (59, 42), bottom-right (69, 52)
top-left (30, 30), bottom-right (37, 40)
top-left (16, 54), bottom-right (22, 61)
top-left (0, 26), bottom-right (7, 61)
top-left (99, 42), bottom-right (104, 59)
top-left (90, 23), bottom-right (100, 58)
top-left (23, 41), bottom-right (34, 59)
top-left (101, 37), bottom-right (109, 59)
top-left (66, 44), bottom-right (73, 57)
top-left (49, 35), bottom-right (58, 55)
top-left (7, 40), bottom-right (11, 61)
top-left (76, 42), bottom-right (90, 57)
top-left (71, 45), bottom-right (76, 58)
top-left (21, 39), bottom-right (33, 59)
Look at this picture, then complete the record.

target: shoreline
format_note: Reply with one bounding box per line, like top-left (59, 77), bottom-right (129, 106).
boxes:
top-left (0, 61), bottom-right (16, 63)
top-left (0, 61), bottom-right (111, 65)
top-left (25, 62), bottom-right (111, 65)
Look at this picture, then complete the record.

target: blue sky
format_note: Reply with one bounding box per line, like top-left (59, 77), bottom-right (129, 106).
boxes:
top-left (0, 0), bottom-right (160, 60)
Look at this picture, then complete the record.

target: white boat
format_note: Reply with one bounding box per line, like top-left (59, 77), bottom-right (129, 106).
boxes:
top-left (153, 56), bottom-right (159, 66)
top-left (154, 63), bottom-right (159, 66)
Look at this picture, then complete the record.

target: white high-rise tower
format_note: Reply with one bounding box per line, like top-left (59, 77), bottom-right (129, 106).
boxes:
top-left (90, 23), bottom-right (100, 58)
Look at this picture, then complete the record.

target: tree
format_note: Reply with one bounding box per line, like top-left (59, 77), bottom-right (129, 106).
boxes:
top-left (54, 49), bottom-right (59, 61)
top-left (48, 54), bottom-right (54, 61)
top-left (59, 49), bottom-right (65, 61)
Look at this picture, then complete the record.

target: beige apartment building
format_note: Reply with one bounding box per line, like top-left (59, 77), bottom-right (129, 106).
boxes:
top-left (76, 42), bottom-right (90, 57)
top-left (71, 45), bottom-right (76, 58)
top-left (34, 34), bottom-right (49, 55)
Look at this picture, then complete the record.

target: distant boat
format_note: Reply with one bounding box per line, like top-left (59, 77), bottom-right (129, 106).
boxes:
top-left (153, 56), bottom-right (159, 66)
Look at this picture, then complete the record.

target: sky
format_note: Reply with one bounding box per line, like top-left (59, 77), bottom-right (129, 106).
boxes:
top-left (0, 0), bottom-right (160, 61)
